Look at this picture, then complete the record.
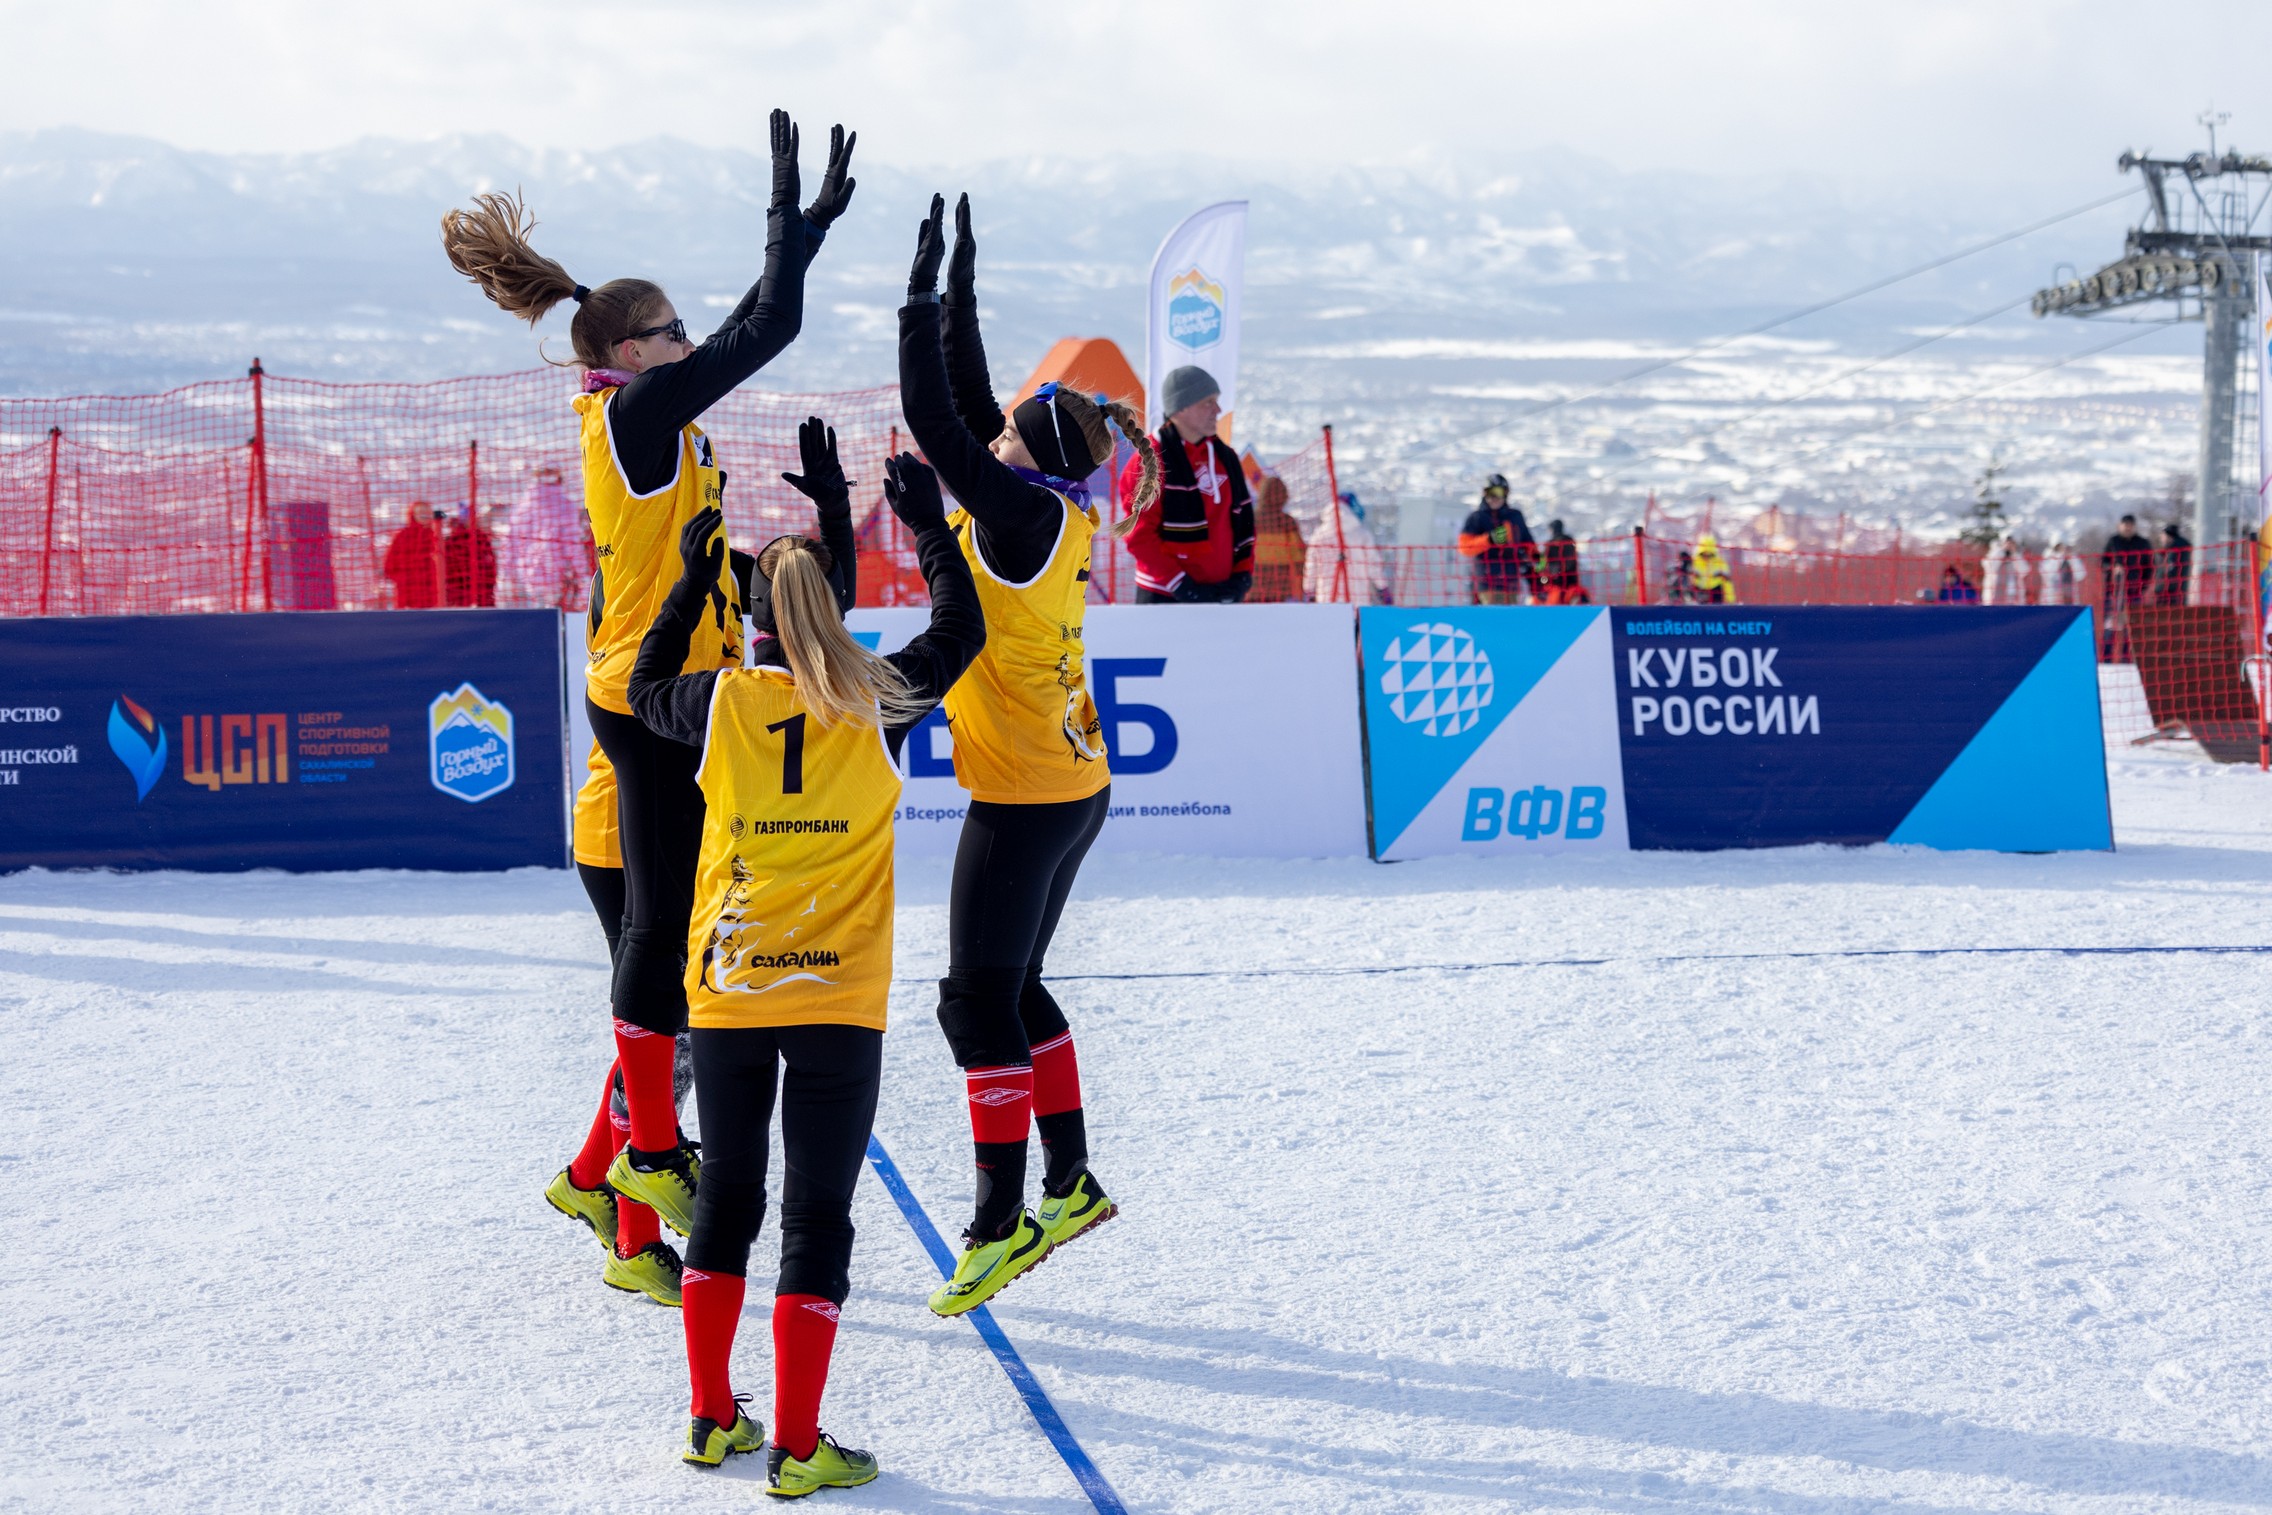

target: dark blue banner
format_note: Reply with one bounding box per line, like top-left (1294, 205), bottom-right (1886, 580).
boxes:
top-left (1611, 606), bottom-right (2109, 850)
top-left (0, 610), bottom-right (565, 871)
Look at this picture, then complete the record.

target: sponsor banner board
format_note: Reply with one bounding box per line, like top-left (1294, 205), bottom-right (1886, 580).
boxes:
top-left (1360, 605), bottom-right (2110, 859)
top-left (851, 603), bottom-right (1367, 858)
top-left (0, 610), bottom-right (567, 871)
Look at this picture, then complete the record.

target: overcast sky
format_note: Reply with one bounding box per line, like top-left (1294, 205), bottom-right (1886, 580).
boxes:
top-left (9, 0), bottom-right (2268, 188)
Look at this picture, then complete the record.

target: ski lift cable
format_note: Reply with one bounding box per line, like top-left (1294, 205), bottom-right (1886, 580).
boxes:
top-left (1408, 183), bottom-right (2145, 460)
top-left (1531, 317), bottom-right (2178, 514)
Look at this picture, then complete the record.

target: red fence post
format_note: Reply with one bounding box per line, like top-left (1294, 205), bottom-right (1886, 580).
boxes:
top-left (1631, 525), bottom-right (1649, 606)
top-left (467, 438), bottom-right (479, 519)
top-left (1322, 424), bottom-right (1350, 604)
top-left (238, 359), bottom-right (272, 612)
top-left (37, 426), bottom-right (60, 615)
top-left (2250, 533), bottom-right (2269, 771)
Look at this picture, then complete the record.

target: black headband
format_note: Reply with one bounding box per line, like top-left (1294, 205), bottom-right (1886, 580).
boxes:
top-left (1011, 384), bottom-right (1092, 480)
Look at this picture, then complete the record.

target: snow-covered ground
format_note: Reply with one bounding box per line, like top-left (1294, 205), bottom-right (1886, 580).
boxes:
top-left (7, 754), bottom-right (2272, 1513)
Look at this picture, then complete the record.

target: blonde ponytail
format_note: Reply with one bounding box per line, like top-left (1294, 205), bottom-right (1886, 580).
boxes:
top-left (763, 538), bottom-right (929, 729)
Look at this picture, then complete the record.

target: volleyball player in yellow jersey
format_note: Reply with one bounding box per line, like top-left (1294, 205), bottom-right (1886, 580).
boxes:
top-left (898, 195), bottom-right (1161, 1313)
top-left (626, 456), bottom-right (983, 1495)
top-left (444, 110), bottom-right (858, 1248)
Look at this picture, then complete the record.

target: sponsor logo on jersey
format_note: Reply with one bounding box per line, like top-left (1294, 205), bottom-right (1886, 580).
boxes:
top-left (107, 696), bottom-right (168, 802)
top-left (1166, 266), bottom-right (1226, 351)
top-left (429, 683), bottom-right (515, 803)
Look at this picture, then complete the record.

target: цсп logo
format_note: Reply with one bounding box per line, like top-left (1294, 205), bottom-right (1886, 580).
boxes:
top-left (106, 696), bottom-right (168, 802)
top-left (1165, 267), bottom-right (1225, 351)
top-left (1379, 623), bottom-right (1494, 736)
top-left (429, 683), bottom-right (515, 803)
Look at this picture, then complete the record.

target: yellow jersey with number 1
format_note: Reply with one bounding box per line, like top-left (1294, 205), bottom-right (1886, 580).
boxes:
top-left (942, 491), bottom-right (1112, 805)
top-left (573, 386), bottom-right (743, 715)
top-left (684, 667), bottom-right (901, 1032)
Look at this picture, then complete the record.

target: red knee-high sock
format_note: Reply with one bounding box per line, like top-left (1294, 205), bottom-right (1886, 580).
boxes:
top-left (1029, 1031), bottom-right (1081, 1117)
top-left (773, 1294), bottom-right (841, 1462)
top-left (567, 1061), bottom-right (622, 1189)
top-left (965, 1064), bottom-right (1033, 1143)
top-left (614, 1019), bottom-right (679, 1153)
top-left (607, 1092), bottom-right (661, 1256)
top-left (682, 1269), bottom-right (747, 1427)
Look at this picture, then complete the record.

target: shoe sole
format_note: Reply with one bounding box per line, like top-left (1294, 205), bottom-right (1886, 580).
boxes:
top-left (766, 1467), bottom-right (879, 1497)
top-left (1039, 1199), bottom-right (1118, 1253)
top-left (546, 1181), bottom-right (618, 1250)
top-left (603, 1276), bottom-right (683, 1307)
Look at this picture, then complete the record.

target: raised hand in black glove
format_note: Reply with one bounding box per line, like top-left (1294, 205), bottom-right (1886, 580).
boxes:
top-left (882, 452), bottom-right (946, 533)
top-left (780, 415), bottom-right (850, 517)
top-left (768, 109), bottom-right (799, 211)
top-left (677, 506), bottom-right (727, 591)
top-left (805, 124), bottom-right (857, 230)
top-left (908, 193), bottom-right (945, 300)
top-left (946, 192), bottom-right (977, 304)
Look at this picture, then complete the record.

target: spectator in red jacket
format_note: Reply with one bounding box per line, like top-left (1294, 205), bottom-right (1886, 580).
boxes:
top-left (1117, 365), bottom-right (1255, 602)
top-left (382, 500), bottom-right (444, 609)
top-left (443, 501), bottom-right (499, 607)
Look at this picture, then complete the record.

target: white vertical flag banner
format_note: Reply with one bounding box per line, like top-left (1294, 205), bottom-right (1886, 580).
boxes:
top-left (1146, 201), bottom-right (1247, 434)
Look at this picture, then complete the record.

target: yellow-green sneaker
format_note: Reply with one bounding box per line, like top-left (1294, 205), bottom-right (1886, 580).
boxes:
top-left (602, 1239), bottom-right (684, 1307)
top-left (1036, 1170), bottom-right (1117, 1251)
top-left (765, 1431), bottom-right (877, 1497)
top-left (927, 1210), bottom-right (1051, 1317)
top-left (684, 1399), bottom-right (764, 1467)
top-left (606, 1144), bottom-right (697, 1237)
top-left (544, 1167), bottom-right (618, 1251)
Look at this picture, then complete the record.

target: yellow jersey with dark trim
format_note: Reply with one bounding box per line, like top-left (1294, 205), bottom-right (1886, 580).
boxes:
top-left (573, 386), bottom-right (743, 715)
top-left (942, 491), bottom-right (1111, 805)
top-left (684, 667), bottom-right (900, 1032)
top-left (571, 741), bottom-right (620, 870)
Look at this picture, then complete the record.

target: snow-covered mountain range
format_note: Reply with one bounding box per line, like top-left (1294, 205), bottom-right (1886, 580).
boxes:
top-left (0, 128), bottom-right (2203, 542)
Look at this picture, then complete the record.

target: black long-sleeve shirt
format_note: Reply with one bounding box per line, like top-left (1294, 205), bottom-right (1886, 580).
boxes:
top-left (607, 208), bottom-right (825, 496)
top-left (628, 518), bottom-right (984, 763)
top-left (898, 300), bottom-right (1063, 583)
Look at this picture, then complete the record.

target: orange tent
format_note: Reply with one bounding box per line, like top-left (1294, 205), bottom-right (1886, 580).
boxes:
top-left (1010, 337), bottom-right (1145, 416)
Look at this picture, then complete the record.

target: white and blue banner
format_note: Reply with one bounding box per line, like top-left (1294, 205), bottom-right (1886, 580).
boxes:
top-left (1361, 605), bottom-right (2111, 859)
top-left (855, 603), bottom-right (1366, 859)
top-left (1146, 201), bottom-right (1246, 433)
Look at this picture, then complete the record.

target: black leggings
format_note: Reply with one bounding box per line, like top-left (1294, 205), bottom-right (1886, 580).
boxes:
top-left (936, 788), bottom-right (1110, 1070)
top-left (587, 699), bottom-right (704, 1036)
top-left (686, 1024), bottom-right (882, 1304)
top-left (576, 861), bottom-right (626, 962)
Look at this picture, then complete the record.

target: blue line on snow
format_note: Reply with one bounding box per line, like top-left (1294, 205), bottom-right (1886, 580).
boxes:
top-left (864, 1135), bottom-right (1130, 1515)
top-left (885, 942), bottom-right (2272, 986)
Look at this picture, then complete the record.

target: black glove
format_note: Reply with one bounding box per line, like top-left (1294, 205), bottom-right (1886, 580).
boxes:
top-left (677, 506), bottom-right (726, 592)
top-left (908, 194), bottom-right (945, 300)
top-left (882, 453), bottom-right (946, 534)
top-left (804, 124), bottom-right (857, 230)
top-left (768, 108), bottom-right (799, 210)
top-left (946, 192), bottom-right (977, 304)
top-left (780, 415), bottom-right (850, 518)
top-left (1222, 571), bottom-right (1253, 602)
top-left (1170, 578), bottom-right (1207, 603)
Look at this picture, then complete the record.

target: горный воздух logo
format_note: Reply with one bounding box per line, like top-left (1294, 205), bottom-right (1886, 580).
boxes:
top-left (429, 683), bottom-right (514, 803)
top-left (107, 696), bottom-right (168, 802)
top-left (1379, 623), bottom-right (1494, 736)
top-left (1165, 267), bottom-right (1225, 351)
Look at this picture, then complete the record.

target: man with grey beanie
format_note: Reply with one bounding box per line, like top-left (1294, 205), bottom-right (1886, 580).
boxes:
top-left (1117, 364), bottom-right (1255, 603)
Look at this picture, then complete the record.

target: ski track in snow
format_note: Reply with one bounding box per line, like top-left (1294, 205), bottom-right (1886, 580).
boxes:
top-left (5, 752), bottom-right (2272, 1513)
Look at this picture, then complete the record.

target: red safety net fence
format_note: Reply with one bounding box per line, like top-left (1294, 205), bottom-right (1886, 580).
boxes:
top-left (0, 363), bottom-right (906, 618)
top-left (4, 368), bottom-right (2266, 761)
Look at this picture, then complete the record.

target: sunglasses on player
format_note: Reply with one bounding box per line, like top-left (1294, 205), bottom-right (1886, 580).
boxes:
top-left (626, 317), bottom-right (689, 345)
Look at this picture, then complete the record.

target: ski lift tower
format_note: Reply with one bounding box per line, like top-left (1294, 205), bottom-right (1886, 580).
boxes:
top-left (2032, 112), bottom-right (2271, 563)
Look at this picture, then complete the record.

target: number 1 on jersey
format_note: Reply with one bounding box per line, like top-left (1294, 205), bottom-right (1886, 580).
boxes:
top-left (766, 713), bottom-right (807, 794)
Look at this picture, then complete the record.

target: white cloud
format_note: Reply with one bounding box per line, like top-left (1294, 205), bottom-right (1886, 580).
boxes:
top-left (8, 0), bottom-right (2269, 187)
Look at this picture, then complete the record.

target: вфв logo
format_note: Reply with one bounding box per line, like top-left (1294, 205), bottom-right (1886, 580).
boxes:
top-left (429, 683), bottom-right (515, 803)
top-left (106, 696), bottom-right (168, 802)
top-left (1378, 623), bottom-right (1495, 736)
top-left (1166, 267), bottom-right (1226, 351)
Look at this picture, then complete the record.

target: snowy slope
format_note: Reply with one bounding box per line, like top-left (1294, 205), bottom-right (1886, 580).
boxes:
top-left (6, 755), bottom-right (2272, 1512)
